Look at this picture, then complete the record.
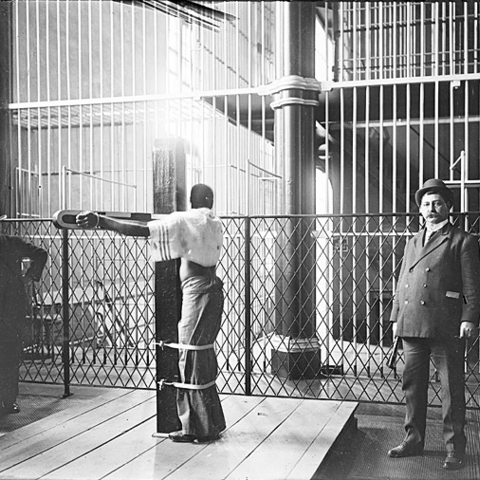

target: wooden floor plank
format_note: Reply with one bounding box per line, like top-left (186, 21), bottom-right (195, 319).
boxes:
top-left (0, 390), bottom-right (155, 477)
top-left (0, 388), bottom-right (130, 450)
top-left (43, 417), bottom-right (163, 480)
top-left (224, 399), bottom-right (344, 480)
top-left (44, 392), bottom-right (244, 480)
top-left (166, 396), bottom-right (304, 480)
top-left (0, 391), bottom-right (357, 480)
top-left (0, 395), bottom-right (156, 480)
top-left (286, 401), bottom-right (358, 480)
top-left (104, 395), bottom-right (266, 480)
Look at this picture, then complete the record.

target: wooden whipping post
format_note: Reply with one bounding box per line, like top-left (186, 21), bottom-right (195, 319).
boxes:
top-left (153, 138), bottom-right (186, 434)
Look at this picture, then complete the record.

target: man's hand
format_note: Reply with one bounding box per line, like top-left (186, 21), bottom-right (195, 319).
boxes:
top-left (460, 321), bottom-right (476, 339)
top-left (76, 211), bottom-right (100, 229)
top-left (22, 271), bottom-right (34, 285)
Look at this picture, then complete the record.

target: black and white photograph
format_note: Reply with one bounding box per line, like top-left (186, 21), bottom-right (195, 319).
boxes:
top-left (1, 2), bottom-right (479, 479)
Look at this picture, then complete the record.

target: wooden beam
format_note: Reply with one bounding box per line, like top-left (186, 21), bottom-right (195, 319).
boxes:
top-left (152, 138), bottom-right (186, 434)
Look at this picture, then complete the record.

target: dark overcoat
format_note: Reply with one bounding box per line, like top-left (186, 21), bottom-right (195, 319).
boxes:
top-left (0, 234), bottom-right (47, 406)
top-left (0, 234), bottom-right (48, 340)
top-left (390, 223), bottom-right (480, 339)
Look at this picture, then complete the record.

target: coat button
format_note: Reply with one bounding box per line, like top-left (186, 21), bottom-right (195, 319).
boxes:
top-left (425, 268), bottom-right (430, 272)
top-left (420, 300), bottom-right (425, 305)
top-left (423, 284), bottom-right (427, 288)
top-left (405, 300), bottom-right (408, 304)
top-left (405, 284), bottom-right (409, 288)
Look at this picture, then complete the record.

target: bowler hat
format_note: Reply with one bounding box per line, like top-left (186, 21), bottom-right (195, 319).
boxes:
top-left (415, 178), bottom-right (454, 207)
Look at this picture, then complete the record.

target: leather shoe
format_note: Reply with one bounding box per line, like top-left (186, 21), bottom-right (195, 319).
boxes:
top-left (443, 452), bottom-right (464, 470)
top-left (168, 431), bottom-right (197, 443)
top-left (3, 403), bottom-right (20, 414)
top-left (388, 441), bottom-right (423, 458)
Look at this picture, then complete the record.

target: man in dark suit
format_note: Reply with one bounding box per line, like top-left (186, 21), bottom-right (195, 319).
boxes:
top-left (388, 178), bottom-right (480, 470)
top-left (0, 221), bottom-right (48, 415)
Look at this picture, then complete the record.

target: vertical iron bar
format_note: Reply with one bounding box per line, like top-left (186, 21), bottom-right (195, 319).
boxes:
top-left (62, 228), bottom-right (71, 397)
top-left (379, 3), bottom-right (384, 79)
top-left (56, 1), bottom-right (62, 211)
top-left (338, 2), bottom-right (343, 81)
top-left (420, 1), bottom-right (425, 77)
top-left (364, 86), bottom-right (370, 212)
top-left (379, 84), bottom-right (384, 212)
top-left (88, 0), bottom-right (93, 210)
top-left (14, 0), bottom-right (21, 217)
top-left (109, 0), bottom-right (114, 209)
top-left (35, 0), bottom-right (41, 217)
top-left (352, 86), bottom-right (357, 213)
top-left (450, 2), bottom-right (455, 75)
top-left (26, 1), bottom-right (32, 215)
top-left (475, 2), bottom-right (479, 75)
top-left (352, 4), bottom-right (357, 81)
top-left (366, 2), bottom-right (370, 80)
top-left (0, 0), bottom-right (12, 215)
top-left (419, 83), bottom-right (424, 183)
top-left (340, 89), bottom-right (345, 212)
top-left (393, 3), bottom-right (397, 79)
top-left (406, 2), bottom-right (411, 77)
top-left (406, 83), bottom-right (411, 213)
top-left (462, 4), bottom-right (468, 211)
top-left (45, 1), bottom-right (52, 216)
top-left (244, 216), bottom-right (252, 395)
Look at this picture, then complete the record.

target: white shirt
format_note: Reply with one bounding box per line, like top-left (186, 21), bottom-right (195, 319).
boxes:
top-left (148, 208), bottom-right (223, 267)
top-left (424, 219), bottom-right (448, 244)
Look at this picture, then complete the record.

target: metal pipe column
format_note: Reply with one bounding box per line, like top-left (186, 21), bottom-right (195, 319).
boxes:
top-left (269, 2), bottom-right (321, 379)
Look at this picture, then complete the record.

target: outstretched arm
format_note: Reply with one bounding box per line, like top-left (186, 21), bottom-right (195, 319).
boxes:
top-left (76, 211), bottom-right (150, 237)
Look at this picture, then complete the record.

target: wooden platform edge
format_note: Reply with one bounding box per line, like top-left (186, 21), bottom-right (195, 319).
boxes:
top-left (306, 401), bottom-right (359, 480)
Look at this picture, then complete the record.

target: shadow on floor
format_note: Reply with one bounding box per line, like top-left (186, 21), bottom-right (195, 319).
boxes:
top-left (0, 382), bottom-right (113, 435)
top-left (314, 403), bottom-right (480, 480)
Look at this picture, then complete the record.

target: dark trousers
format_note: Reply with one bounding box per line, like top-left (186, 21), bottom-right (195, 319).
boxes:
top-left (177, 276), bottom-right (226, 438)
top-left (0, 337), bottom-right (22, 407)
top-left (402, 337), bottom-right (466, 453)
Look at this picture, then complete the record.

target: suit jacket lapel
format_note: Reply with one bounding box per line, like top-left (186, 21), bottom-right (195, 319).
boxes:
top-left (411, 231), bottom-right (424, 263)
top-left (409, 223), bottom-right (451, 269)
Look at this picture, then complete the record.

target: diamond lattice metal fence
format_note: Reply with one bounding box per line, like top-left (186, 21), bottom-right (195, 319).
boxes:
top-left (219, 213), bottom-right (480, 408)
top-left (5, 215), bottom-right (480, 407)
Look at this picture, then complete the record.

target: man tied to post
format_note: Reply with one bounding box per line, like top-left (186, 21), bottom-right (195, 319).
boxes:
top-left (388, 178), bottom-right (480, 470)
top-left (75, 184), bottom-right (226, 443)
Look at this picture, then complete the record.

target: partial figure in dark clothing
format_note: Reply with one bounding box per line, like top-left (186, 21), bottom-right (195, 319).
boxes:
top-left (0, 221), bottom-right (48, 415)
top-left (388, 179), bottom-right (480, 471)
top-left (75, 184), bottom-right (226, 442)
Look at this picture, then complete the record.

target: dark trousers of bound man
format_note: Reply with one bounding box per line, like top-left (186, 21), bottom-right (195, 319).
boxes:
top-left (402, 336), bottom-right (467, 454)
top-left (177, 275), bottom-right (226, 438)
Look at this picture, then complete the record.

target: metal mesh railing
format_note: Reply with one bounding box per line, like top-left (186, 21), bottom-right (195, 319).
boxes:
top-left (217, 213), bottom-right (480, 407)
top-left (217, 214), bottom-right (413, 403)
top-left (1, 219), bottom-right (64, 385)
top-left (4, 214), bottom-right (480, 407)
top-left (65, 230), bottom-right (156, 388)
